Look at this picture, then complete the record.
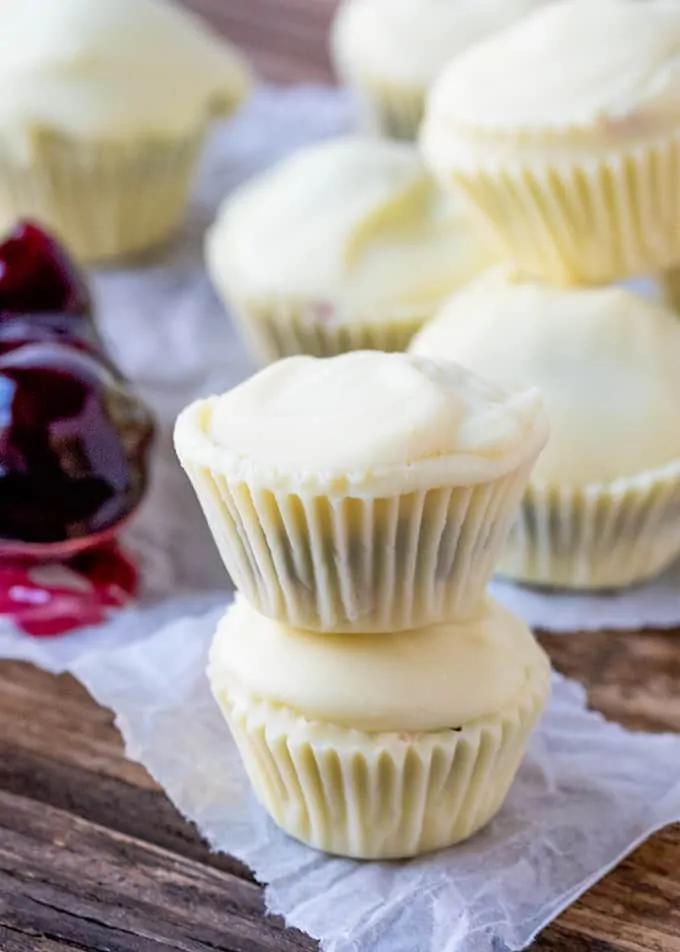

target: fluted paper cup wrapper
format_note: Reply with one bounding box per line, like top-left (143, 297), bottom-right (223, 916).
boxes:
top-left (331, 21), bottom-right (423, 141)
top-left (0, 132), bottom-right (205, 263)
top-left (177, 433), bottom-right (539, 632)
top-left (431, 135), bottom-right (680, 286)
top-left (211, 289), bottom-right (426, 364)
top-left (498, 462), bottom-right (680, 589)
top-left (345, 75), bottom-right (425, 141)
top-left (660, 266), bottom-right (680, 313)
top-left (210, 659), bottom-right (550, 860)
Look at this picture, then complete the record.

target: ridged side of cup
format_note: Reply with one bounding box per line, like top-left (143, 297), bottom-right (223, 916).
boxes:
top-left (431, 134), bottom-right (680, 285)
top-left (346, 75), bottom-right (425, 141)
top-left (499, 464), bottom-right (680, 588)
top-left (218, 291), bottom-right (427, 364)
top-left (210, 654), bottom-right (550, 860)
top-left (661, 267), bottom-right (680, 314)
top-left (180, 453), bottom-right (536, 632)
top-left (0, 132), bottom-right (205, 263)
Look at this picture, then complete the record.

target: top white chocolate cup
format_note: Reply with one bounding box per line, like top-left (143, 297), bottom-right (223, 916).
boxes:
top-left (175, 352), bottom-right (548, 631)
top-left (421, 0), bottom-right (680, 284)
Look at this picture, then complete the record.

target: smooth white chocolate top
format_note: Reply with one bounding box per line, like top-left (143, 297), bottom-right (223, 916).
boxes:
top-left (411, 271), bottom-right (680, 487)
top-left (0, 0), bottom-right (251, 152)
top-left (331, 0), bottom-right (546, 89)
top-left (174, 351), bottom-right (548, 492)
top-left (424, 0), bottom-right (680, 137)
top-left (209, 596), bottom-right (549, 732)
top-left (207, 137), bottom-right (496, 323)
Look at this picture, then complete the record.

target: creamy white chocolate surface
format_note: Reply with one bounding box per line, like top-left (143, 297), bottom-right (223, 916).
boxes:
top-left (423, 0), bottom-right (680, 136)
top-left (331, 0), bottom-right (546, 90)
top-left (207, 136), bottom-right (496, 323)
top-left (175, 351), bottom-right (547, 491)
top-left (411, 271), bottom-right (680, 487)
top-left (209, 595), bottom-right (548, 732)
top-left (0, 0), bottom-right (251, 152)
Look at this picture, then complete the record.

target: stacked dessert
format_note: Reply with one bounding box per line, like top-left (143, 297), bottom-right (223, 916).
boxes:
top-left (414, 0), bottom-right (680, 590)
top-left (176, 350), bottom-right (551, 859)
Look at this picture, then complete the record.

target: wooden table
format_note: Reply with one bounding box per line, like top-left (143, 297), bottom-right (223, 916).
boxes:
top-left (2, 2), bottom-right (680, 950)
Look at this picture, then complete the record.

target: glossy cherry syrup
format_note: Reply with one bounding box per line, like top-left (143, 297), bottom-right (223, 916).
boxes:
top-left (0, 221), bottom-right (92, 318)
top-left (0, 222), bottom-right (155, 633)
top-left (0, 339), bottom-right (154, 552)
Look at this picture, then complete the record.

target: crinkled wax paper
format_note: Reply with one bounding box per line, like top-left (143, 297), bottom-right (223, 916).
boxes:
top-left (2, 84), bottom-right (680, 673)
top-left (74, 605), bottom-right (680, 952)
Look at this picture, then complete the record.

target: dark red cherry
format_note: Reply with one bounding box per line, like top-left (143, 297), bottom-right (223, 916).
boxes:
top-left (0, 341), bottom-right (154, 553)
top-left (0, 221), bottom-right (91, 320)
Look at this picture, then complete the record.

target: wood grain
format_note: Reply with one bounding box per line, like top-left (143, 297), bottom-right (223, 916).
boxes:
top-left (542, 628), bottom-right (680, 733)
top-left (184, 0), bottom-right (339, 83)
top-left (1, 1), bottom-right (680, 950)
top-left (0, 790), bottom-right (316, 952)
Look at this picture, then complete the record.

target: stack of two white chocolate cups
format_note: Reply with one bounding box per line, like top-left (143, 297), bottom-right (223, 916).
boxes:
top-left (174, 356), bottom-right (551, 860)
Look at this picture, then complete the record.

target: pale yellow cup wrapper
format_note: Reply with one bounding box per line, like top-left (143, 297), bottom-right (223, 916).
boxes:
top-left (211, 290), bottom-right (428, 365)
top-left (501, 464), bottom-right (680, 589)
top-left (215, 685), bottom-right (548, 859)
top-left (208, 601), bottom-right (551, 859)
top-left (179, 454), bottom-right (537, 631)
top-left (340, 72), bottom-right (427, 141)
top-left (435, 141), bottom-right (680, 286)
top-left (0, 133), bottom-right (204, 263)
top-left (175, 353), bottom-right (547, 631)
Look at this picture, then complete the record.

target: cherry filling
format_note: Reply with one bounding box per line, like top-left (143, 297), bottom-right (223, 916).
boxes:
top-left (0, 221), bottom-right (155, 634)
top-left (0, 343), bottom-right (154, 551)
top-left (0, 221), bottom-right (92, 319)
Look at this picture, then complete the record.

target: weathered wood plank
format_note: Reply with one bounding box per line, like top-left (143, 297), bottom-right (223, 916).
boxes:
top-left (0, 930), bottom-right (83, 952)
top-left (0, 790), bottom-right (317, 952)
top-left (183, 0), bottom-right (338, 83)
top-left (0, 660), bottom-right (153, 788)
top-left (540, 628), bottom-right (680, 733)
top-left (0, 740), bottom-right (250, 881)
top-left (2, 753), bottom-right (680, 952)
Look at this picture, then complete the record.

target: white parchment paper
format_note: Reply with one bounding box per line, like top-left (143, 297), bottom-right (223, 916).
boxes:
top-left (2, 84), bottom-right (680, 674)
top-left (73, 604), bottom-right (680, 952)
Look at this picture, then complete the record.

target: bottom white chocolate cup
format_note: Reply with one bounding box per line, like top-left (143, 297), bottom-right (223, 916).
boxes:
top-left (209, 643), bottom-right (550, 860)
top-left (499, 462), bottom-right (680, 589)
top-left (221, 291), bottom-right (427, 365)
top-left (0, 131), bottom-right (205, 263)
